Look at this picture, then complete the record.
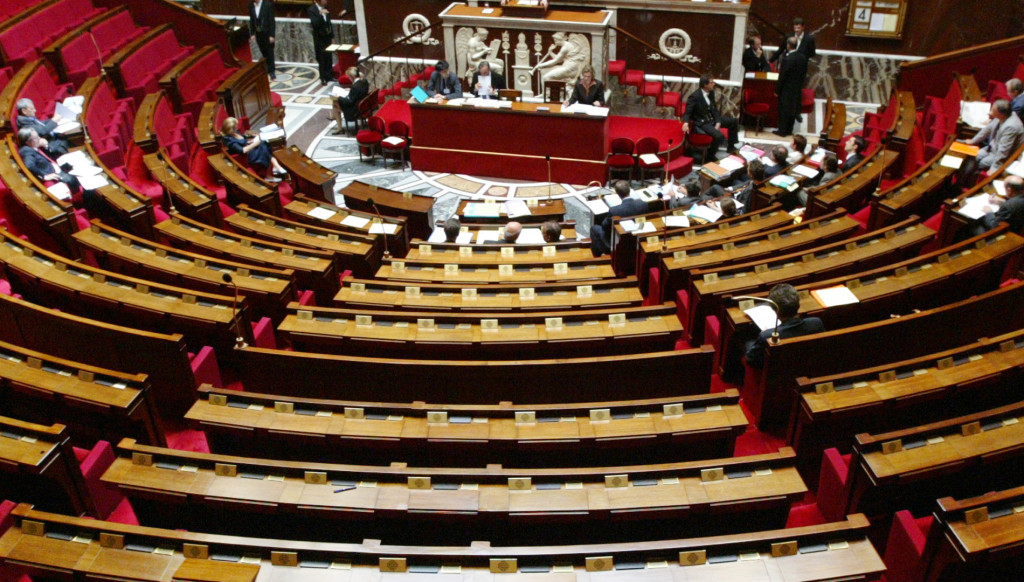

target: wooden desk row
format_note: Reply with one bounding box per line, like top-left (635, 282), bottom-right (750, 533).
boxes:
top-left (937, 140), bottom-right (1024, 246)
top-left (0, 504), bottom-right (885, 582)
top-left (844, 399), bottom-right (1024, 535)
top-left (74, 219), bottom-right (296, 323)
top-left (0, 291), bottom-right (198, 418)
top-left (206, 151), bottom-right (282, 216)
top-left (792, 327), bottom-right (1024, 480)
top-left (657, 209), bottom-right (860, 304)
top-left (423, 222), bottom-right (584, 250)
top-left (865, 137), bottom-right (957, 232)
top-left (340, 181), bottom-right (434, 241)
top-left (0, 416), bottom-right (97, 517)
top-left (156, 212), bottom-right (341, 304)
top-left (749, 278), bottom-right (1024, 434)
top-left (234, 345), bottom-right (714, 405)
top-left (635, 204), bottom-right (791, 294)
top-left (685, 217), bottom-right (932, 345)
top-left (720, 226), bottom-right (1024, 389)
top-left (377, 257), bottom-right (617, 284)
top-left (278, 303), bottom-right (683, 359)
top-left (186, 384), bottom-right (747, 468)
top-left (229, 204), bottom-right (379, 277)
top-left (804, 149), bottom-right (900, 219)
top-left (334, 276), bottom-right (644, 312)
top-left (143, 148), bottom-right (224, 227)
top-left (0, 336), bottom-right (163, 447)
top-left (403, 242), bottom-right (597, 266)
top-left (0, 225), bottom-right (249, 355)
top-left (274, 145), bottom-right (337, 205)
top-left (454, 198), bottom-right (565, 226)
top-left (281, 195), bottom-right (410, 257)
top-left (102, 439), bottom-right (806, 545)
top-left (818, 99), bottom-right (846, 152)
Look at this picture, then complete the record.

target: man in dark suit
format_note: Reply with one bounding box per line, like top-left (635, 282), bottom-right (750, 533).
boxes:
top-left (17, 128), bottom-right (82, 194)
top-left (15, 98), bottom-right (70, 157)
top-left (330, 66), bottom-right (368, 134)
top-left (770, 17), bottom-right (816, 66)
top-left (683, 75), bottom-right (739, 159)
top-left (590, 180), bottom-right (649, 256)
top-left (308, 0), bottom-right (333, 86)
top-left (249, 0), bottom-right (276, 80)
top-left (975, 175), bottom-right (1024, 235)
top-left (745, 283), bottom-right (825, 369)
top-left (470, 61), bottom-right (506, 99)
top-left (426, 60), bottom-right (463, 100)
top-left (775, 37), bottom-right (807, 137)
top-left (843, 135), bottom-right (868, 169)
top-left (765, 145), bottom-right (789, 177)
top-left (742, 35), bottom-right (770, 73)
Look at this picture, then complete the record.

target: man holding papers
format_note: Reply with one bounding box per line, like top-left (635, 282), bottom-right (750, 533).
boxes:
top-left (15, 98), bottom-right (70, 156)
top-left (471, 61), bottom-right (505, 99)
top-left (745, 284), bottom-right (824, 369)
top-left (967, 175), bottom-right (1024, 237)
top-left (590, 180), bottom-right (649, 256)
top-left (331, 67), bottom-right (367, 135)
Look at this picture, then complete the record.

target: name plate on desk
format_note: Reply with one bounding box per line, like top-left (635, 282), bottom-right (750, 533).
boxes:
top-left (215, 463), bottom-right (237, 477)
top-left (515, 411), bottom-right (536, 424)
top-left (408, 476), bottom-right (431, 490)
top-left (418, 244), bottom-right (431, 255)
top-left (481, 319), bottom-right (499, 331)
top-left (679, 550), bottom-right (706, 566)
top-left (542, 245), bottom-right (556, 257)
top-left (605, 474), bottom-right (628, 488)
top-left (526, 198), bottom-right (538, 207)
top-left (545, 317), bottom-right (563, 330)
top-left (445, 264), bottom-right (460, 274)
top-left (392, 261), bottom-right (406, 271)
top-left (418, 318), bottom-right (435, 330)
top-left (462, 288), bottom-right (478, 300)
top-left (459, 247), bottom-right (473, 257)
top-left (700, 467), bottom-right (724, 482)
top-left (490, 558), bottom-right (518, 573)
top-left (132, 452), bottom-right (154, 466)
top-left (501, 246), bottom-right (515, 258)
top-left (427, 411), bottom-right (448, 424)
top-left (519, 287), bottom-right (535, 299)
top-left (99, 533), bottom-right (125, 549)
top-left (499, 264), bottom-right (514, 276)
top-left (586, 557), bottom-right (613, 572)
top-left (576, 285), bottom-right (593, 298)
top-left (380, 558), bottom-right (407, 572)
top-left (553, 263), bottom-right (568, 274)
top-left (771, 541), bottom-right (798, 557)
top-left (405, 286), bottom-right (421, 298)
top-left (355, 315), bottom-right (373, 326)
top-left (351, 283), bottom-right (366, 292)
top-left (508, 477), bottom-right (532, 490)
top-left (272, 552), bottom-right (299, 567)
top-left (589, 408), bottom-right (610, 421)
top-left (344, 407), bottom-right (365, 419)
top-left (608, 313), bottom-right (626, 326)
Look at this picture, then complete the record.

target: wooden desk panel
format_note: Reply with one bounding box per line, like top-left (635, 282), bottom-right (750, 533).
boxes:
top-left (235, 345), bottom-right (714, 404)
top-left (0, 136), bottom-right (77, 256)
top-left (103, 439), bottom-right (804, 545)
top-left (378, 258), bottom-right (616, 284)
top-left (805, 150), bottom-right (900, 219)
top-left (0, 504), bottom-right (885, 582)
top-left (186, 385), bottom-right (746, 467)
top-left (454, 199), bottom-right (565, 225)
top-left (341, 181), bottom-right (434, 241)
top-left (0, 416), bottom-right (95, 517)
top-left (284, 195), bottom-right (410, 258)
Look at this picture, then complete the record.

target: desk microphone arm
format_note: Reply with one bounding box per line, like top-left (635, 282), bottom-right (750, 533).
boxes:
top-left (366, 198), bottom-right (391, 259)
top-left (732, 295), bottom-right (781, 345)
top-left (221, 273), bottom-right (248, 349)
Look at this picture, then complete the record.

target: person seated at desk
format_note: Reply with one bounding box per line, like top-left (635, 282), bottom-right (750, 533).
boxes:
top-left (17, 127), bottom-right (102, 214)
top-left (541, 220), bottom-right (562, 242)
top-left (816, 154), bottom-right (841, 185)
top-left (443, 216), bottom-right (461, 242)
top-left (742, 35), bottom-right (770, 73)
top-left (683, 75), bottom-right (740, 159)
top-left (668, 179), bottom-right (712, 209)
top-left (331, 66), bottom-right (368, 135)
top-left (710, 158), bottom-right (765, 209)
top-left (565, 65), bottom-right (604, 107)
top-left (220, 116), bottom-right (288, 178)
top-left (966, 175), bottom-right (1024, 237)
top-left (765, 145), bottom-right (788, 177)
top-left (745, 283), bottom-right (825, 369)
top-left (842, 135), bottom-right (868, 169)
top-left (503, 221), bottom-right (522, 243)
top-left (1008, 78), bottom-right (1024, 121)
top-left (16, 98), bottom-right (70, 157)
top-left (962, 99), bottom-right (1023, 178)
top-left (426, 60), bottom-right (463, 101)
top-left (786, 135), bottom-right (808, 164)
top-left (590, 180), bottom-right (648, 256)
top-left (471, 61), bottom-right (505, 99)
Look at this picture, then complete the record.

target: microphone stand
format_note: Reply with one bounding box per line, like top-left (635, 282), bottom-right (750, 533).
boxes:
top-left (732, 295), bottom-right (781, 345)
top-left (221, 273), bottom-right (249, 349)
top-left (664, 138), bottom-right (673, 187)
top-left (546, 155), bottom-right (552, 201)
top-left (366, 197), bottom-right (391, 260)
top-left (88, 31), bottom-right (104, 78)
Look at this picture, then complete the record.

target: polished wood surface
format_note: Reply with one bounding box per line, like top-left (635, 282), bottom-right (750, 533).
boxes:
top-left (378, 257), bottom-right (617, 284)
top-left (0, 416), bottom-right (96, 516)
top-left (0, 504), bottom-right (885, 582)
top-left (187, 384), bottom-right (747, 467)
top-left (274, 145), bottom-right (337, 203)
top-left (341, 181), bottom-right (434, 241)
top-left (454, 198), bottom-right (565, 225)
top-left (924, 485), bottom-right (1024, 581)
top-left (805, 150), bottom-right (900, 219)
top-left (284, 195), bottom-right (410, 257)
top-left (0, 136), bottom-right (77, 256)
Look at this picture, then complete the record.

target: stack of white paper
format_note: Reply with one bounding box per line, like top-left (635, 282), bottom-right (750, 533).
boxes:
top-left (956, 193), bottom-right (995, 220)
top-left (585, 198), bottom-right (609, 214)
top-left (792, 164), bottom-right (819, 179)
top-left (369, 222), bottom-right (399, 234)
top-left (744, 304), bottom-right (779, 332)
top-left (260, 124), bottom-right (285, 140)
top-left (476, 230), bottom-right (500, 243)
top-left (939, 155), bottom-right (964, 170)
top-left (688, 204), bottom-right (723, 223)
top-left (307, 207), bottom-right (337, 220)
top-left (620, 220), bottom-right (656, 234)
top-left (811, 285), bottom-right (860, 307)
top-left (331, 86), bottom-right (350, 98)
top-left (47, 182), bottom-right (72, 200)
top-left (664, 215), bottom-right (690, 228)
top-left (340, 215), bottom-right (370, 228)
top-left (960, 101), bottom-right (992, 129)
top-left (517, 228), bottom-right (545, 244)
top-left (504, 199), bottom-right (531, 218)
top-left (603, 193), bottom-right (623, 207)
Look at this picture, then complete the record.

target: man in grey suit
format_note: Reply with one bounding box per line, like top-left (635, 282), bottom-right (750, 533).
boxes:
top-left (968, 99), bottom-right (1023, 173)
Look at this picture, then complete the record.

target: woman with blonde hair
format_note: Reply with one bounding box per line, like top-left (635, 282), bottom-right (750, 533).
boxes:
top-left (220, 116), bottom-right (287, 177)
top-left (565, 64), bottom-right (605, 107)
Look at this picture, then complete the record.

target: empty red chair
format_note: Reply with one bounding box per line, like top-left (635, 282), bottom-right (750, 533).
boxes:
top-left (356, 116), bottom-right (384, 163)
top-left (381, 120), bottom-right (410, 169)
top-left (607, 60), bottom-right (626, 84)
top-left (686, 131), bottom-right (714, 164)
top-left (658, 91), bottom-right (681, 116)
top-left (743, 89), bottom-right (770, 134)
top-left (606, 137), bottom-right (635, 183)
top-left (636, 137), bottom-right (665, 183)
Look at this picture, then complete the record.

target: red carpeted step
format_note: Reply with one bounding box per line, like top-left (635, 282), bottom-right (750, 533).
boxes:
top-left (657, 91), bottom-right (680, 109)
top-left (623, 69), bottom-right (644, 89)
top-left (640, 81), bottom-right (663, 98)
top-left (607, 60), bottom-right (626, 84)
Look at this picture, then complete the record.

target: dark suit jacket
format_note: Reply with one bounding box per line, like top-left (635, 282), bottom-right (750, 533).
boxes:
top-left (338, 77), bottom-right (368, 120)
top-left (771, 32), bottom-right (816, 63)
top-left (742, 48), bottom-right (769, 72)
top-left (844, 152), bottom-right (864, 169)
top-left (778, 51), bottom-right (808, 100)
top-left (307, 3), bottom-right (333, 43)
top-left (745, 316), bottom-right (825, 368)
top-left (568, 81), bottom-right (605, 105)
top-left (602, 197), bottom-right (649, 231)
top-left (19, 145), bottom-right (58, 180)
top-left (16, 115), bottom-right (57, 139)
top-left (682, 90), bottom-right (722, 126)
top-left (470, 71), bottom-right (506, 97)
top-left (982, 195), bottom-right (1024, 233)
top-left (249, 0), bottom-right (275, 40)
top-left (427, 71), bottom-right (463, 99)
top-left (765, 162), bottom-right (786, 178)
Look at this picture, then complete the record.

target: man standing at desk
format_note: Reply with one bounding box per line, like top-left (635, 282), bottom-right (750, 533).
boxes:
top-left (308, 0), bottom-right (333, 86)
top-left (427, 61), bottom-right (463, 101)
top-left (775, 37), bottom-right (807, 137)
top-left (249, 0), bottom-right (277, 80)
top-left (471, 61), bottom-right (505, 99)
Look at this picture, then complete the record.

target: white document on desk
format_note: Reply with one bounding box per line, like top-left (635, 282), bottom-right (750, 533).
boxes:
top-left (369, 222), bottom-right (399, 234)
top-left (957, 193), bottom-right (993, 220)
top-left (331, 86), bottom-right (350, 98)
top-left (47, 182), bottom-right (72, 200)
top-left (744, 304), bottom-right (778, 332)
top-left (688, 204), bottom-right (723, 223)
top-left (307, 206), bottom-right (337, 220)
top-left (77, 173), bottom-right (109, 190)
top-left (504, 199), bottom-right (531, 218)
top-left (517, 228), bottom-right (545, 244)
top-left (456, 232), bottom-right (474, 244)
top-left (54, 101), bottom-right (79, 122)
top-left (620, 220), bottom-right (656, 233)
top-left (476, 230), bottom-right (500, 243)
top-left (792, 164), bottom-right (819, 179)
top-left (603, 193), bottom-right (623, 208)
top-left (664, 215), bottom-right (690, 228)
top-left (57, 150), bottom-right (89, 167)
top-left (939, 155), bottom-right (964, 170)
top-left (585, 198), bottom-right (609, 215)
top-left (340, 215), bottom-right (370, 228)
top-left (811, 285), bottom-right (860, 308)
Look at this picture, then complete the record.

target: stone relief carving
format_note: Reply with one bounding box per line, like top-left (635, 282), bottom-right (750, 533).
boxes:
top-left (530, 32), bottom-right (590, 83)
top-left (455, 27), bottom-right (505, 82)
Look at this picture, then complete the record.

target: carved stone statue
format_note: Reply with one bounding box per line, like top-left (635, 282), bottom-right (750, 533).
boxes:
top-left (456, 27), bottom-right (504, 83)
top-left (530, 32), bottom-right (589, 84)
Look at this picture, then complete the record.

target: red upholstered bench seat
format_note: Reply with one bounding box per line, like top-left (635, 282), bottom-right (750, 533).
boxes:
top-left (61, 9), bottom-right (149, 87)
top-left (0, 0), bottom-right (104, 69)
top-left (176, 49), bottom-right (237, 119)
top-left (120, 29), bottom-right (192, 105)
top-left (0, 0), bottom-right (46, 22)
top-left (85, 80), bottom-right (135, 169)
top-left (12, 62), bottom-right (73, 131)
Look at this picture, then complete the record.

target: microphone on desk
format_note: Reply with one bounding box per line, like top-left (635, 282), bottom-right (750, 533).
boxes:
top-left (732, 295), bottom-right (781, 345)
top-left (546, 155), bottom-right (552, 200)
top-left (88, 31), bottom-right (104, 79)
top-left (664, 139), bottom-right (674, 188)
top-left (222, 273), bottom-right (249, 349)
top-left (366, 197), bottom-right (391, 260)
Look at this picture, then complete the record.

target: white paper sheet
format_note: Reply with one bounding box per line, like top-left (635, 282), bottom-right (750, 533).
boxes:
top-left (620, 220), bottom-right (656, 233)
top-left (744, 304), bottom-right (779, 332)
top-left (603, 193), bottom-right (623, 208)
top-left (516, 228), bottom-right (545, 244)
top-left (812, 285), bottom-right (860, 307)
top-left (664, 215), bottom-right (690, 228)
top-left (369, 222), bottom-right (399, 234)
top-left (47, 182), bottom-right (72, 200)
top-left (77, 173), bottom-right (109, 190)
top-left (307, 207), bottom-right (337, 220)
top-left (939, 155), bottom-right (964, 169)
top-left (957, 193), bottom-right (995, 220)
top-left (504, 199), bottom-right (531, 218)
top-left (792, 164), bottom-right (820, 179)
top-left (476, 230), bottom-right (500, 243)
top-left (688, 204), bottom-right (723, 223)
top-left (585, 198), bottom-right (609, 214)
top-left (340, 215), bottom-right (370, 228)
